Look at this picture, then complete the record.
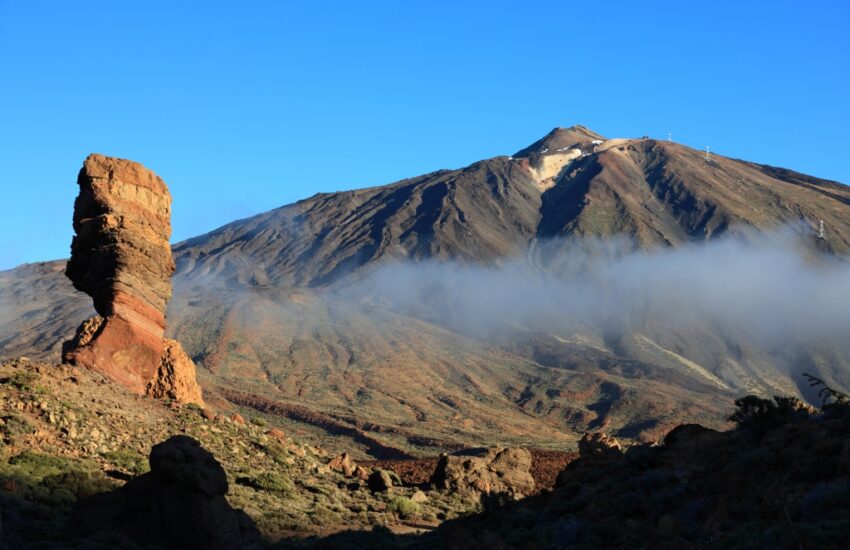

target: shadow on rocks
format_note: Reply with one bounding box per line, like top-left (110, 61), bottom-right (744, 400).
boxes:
top-left (66, 435), bottom-right (261, 549)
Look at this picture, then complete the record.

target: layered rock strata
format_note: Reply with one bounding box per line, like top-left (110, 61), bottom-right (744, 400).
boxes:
top-left (62, 154), bottom-right (202, 404)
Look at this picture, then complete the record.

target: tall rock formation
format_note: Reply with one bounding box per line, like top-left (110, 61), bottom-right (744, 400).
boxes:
top-left (62, 154), bottom-right (203, 405)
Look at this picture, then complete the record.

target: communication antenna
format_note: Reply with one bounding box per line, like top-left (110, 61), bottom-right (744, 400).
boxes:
top-left (705, 146), bottom-right (711, 161)
top-left (667, 132), bottom-right (672, 142)
top-left (818, 219), bottom-right (825, 240)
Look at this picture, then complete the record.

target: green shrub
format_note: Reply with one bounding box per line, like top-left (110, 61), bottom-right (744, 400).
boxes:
top-left (236, 471), bottom-right (294, 494)
top-left (0, 451), bottom-right (114, 509)
top-left (310, 505), bottom-right (342, 525)
top-left (1, 414), bottom-right (36, 440)
top-left (102, 449), bottom-right (149, 476)
top-left (250, 417), bottom-right (267, 427)
top-left (2, 371), bottom-right (39, 391)
top-left (387, 495), bottom-right (420, 519)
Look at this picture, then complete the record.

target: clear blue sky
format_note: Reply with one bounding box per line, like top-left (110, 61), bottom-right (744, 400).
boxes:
top-left (1, 1), bottom-right (848, 269)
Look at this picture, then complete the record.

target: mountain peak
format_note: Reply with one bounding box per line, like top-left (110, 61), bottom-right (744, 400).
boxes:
top-left (513, 125), bottom-right (606, 158)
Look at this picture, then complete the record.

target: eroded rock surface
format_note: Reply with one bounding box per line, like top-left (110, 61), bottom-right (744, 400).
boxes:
top-left (431, 447), bottom-right (535, 499)
top-left (577, 431), bottom-right (623, 460)
top-left (62, 154), bottom-right (202, 404)
top-left (146, 339), bottom-right (205, 404)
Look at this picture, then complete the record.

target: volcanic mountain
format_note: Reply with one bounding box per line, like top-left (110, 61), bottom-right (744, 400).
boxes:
top-left (2, 126), bottom-right (850, 456)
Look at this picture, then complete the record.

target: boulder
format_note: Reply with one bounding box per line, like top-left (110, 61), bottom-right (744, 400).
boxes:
top-left (367, 469), bottom-right (394, 492)
top-left (266, 428), bottom-right (286, 441)
top-left (147, 339), bottom-right (204, 405)
top-left (62, 154), bottom-right (202, 405)
top-left (578, 432), bottom-right (622, 460)
top-left (328, 452), bottom-right (358, 477)
top-left (431, 447), bottom-right (535, 498)
top-left (664, 424), bottom-right (725, 455)
top-left (68, 435), bottom-right (260, 549)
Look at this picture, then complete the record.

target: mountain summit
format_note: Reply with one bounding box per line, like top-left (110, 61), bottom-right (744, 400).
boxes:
top-left (513, 125), bottom-right (606, 158)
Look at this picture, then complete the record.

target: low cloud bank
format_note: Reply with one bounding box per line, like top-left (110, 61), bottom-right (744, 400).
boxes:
top-left (338, 231), bottom-right (850, 349)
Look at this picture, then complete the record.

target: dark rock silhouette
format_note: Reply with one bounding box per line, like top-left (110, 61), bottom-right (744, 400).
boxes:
top-left (68, 435), bottom-right (261, 549)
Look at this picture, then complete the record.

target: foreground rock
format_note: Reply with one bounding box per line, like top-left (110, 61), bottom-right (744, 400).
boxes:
top-left (577, 431), bottom-right (623, 460)
top-left (407, 397), bottom-right (850, 549)
top-left (431, 447), bottom-right (535, 499)
top-left (146, 338), bottom-right (204, 404)
top-left (62, 154), bottom-right (202, 404)
top-left (68, 435), bottom-right (261, 549)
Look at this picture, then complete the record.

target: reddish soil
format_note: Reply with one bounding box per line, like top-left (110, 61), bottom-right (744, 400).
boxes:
top-left (363, 449), bottom-right (578, 491)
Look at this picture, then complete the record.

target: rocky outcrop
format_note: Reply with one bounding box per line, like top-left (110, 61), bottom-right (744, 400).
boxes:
top-left (577, 431), bottom-right (623, 460)
top-left (431, 447), bottom-right (535, 499)
top-left (62, 154), bottom-right (202, 405)
top-left (146, 339), bottom-right (204, 404)
top-left (68, 435), bottom-right (261, 549)
top-left (367, 469), bottom-right (395, 493)
top-left (328, 452), bottom-right (356, 476)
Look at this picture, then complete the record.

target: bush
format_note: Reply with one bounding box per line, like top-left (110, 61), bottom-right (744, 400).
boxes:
top-left (236, 471), bottom-right (294, 494)
top-left (387, 495), bottom-right (420, 519)
top-left (102, 449), bottom-right (149, 476)
top-left (729, 395), bottom-right (816, 426)
top-left (1, 414), bottom-right (36, 440)
top-left (250, 417), bottom-right (267, 427)
top-left (0, 451), bottom-right (114, 509)
top-left (2, 371), bottom-right (39, 391)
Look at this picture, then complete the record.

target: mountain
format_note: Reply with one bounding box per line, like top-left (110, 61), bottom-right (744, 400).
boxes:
top-left (2, 126), bottom-right (850, 456)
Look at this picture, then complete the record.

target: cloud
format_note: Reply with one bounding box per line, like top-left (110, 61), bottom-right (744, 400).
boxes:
top-left (335, 229), bottom-right (850, 350)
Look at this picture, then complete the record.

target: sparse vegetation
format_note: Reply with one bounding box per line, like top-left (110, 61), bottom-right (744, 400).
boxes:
top-left (386, 495), bottom-right (420, 519)
top-left (236, 470), bottom-right (294, 495)
top-left (2, 371), bottom-right (39, 392)
top-left (803, 372), bottom-right (849, 407)
top-left (729, 395), bottom-right (816, 425)
top-left (0, 451), bottom-right (115, 509)
top-left (102, 449), bottom-right (149, 476)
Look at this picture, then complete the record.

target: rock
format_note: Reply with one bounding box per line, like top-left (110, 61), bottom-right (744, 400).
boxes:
top-left (578, 432), bottom-right (623, 460)
top-left (62, 154), bottom-right (203, 405)
top-left (202, 409), bottom-right (216, 421)
top-left (146, 340), bottom-right (204, 405)
top-left (328, 452), bottom-right (358, 477)
top-left (265, 428), bottom-right (285, 440)
top-left (68, 435), bottom-right (260, 549)
top-left (431, 447), bottom-right (535, 498)
top-left (367, 469), bottom-right (394, 492)
top-left (230, 413), bottom-right (246, 426)
top-left (663, 423), bottom-right (725, 456)
top-left (411, 490), bottom-right (429, 503)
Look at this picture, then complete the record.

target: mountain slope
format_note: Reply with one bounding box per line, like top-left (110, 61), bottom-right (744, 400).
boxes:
top-left (2, 126), bottom-right (849, 454)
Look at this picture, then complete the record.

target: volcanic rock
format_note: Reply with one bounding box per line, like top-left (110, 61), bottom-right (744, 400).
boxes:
top-left (578, 432), bottom-right (623, 460)
top-left (328, 452), bottom-right (358, 477)
top-left (146, 339), bottom-right (205, 405)
top-left (431, 447), bottom-right (535, 498)
top-left (367, 469), bottom-right (394, 492)
top-left (62, 154), bottom-right (202, 404)
top-left (68, 435), bottom-right (261, 549)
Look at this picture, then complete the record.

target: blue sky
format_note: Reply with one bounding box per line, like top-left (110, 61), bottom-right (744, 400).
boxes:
top-left (1, 1), bottom-right (848, 269)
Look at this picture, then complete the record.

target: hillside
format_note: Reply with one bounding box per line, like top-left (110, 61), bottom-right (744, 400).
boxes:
top-left (2, 127), bottom-right (850, 455)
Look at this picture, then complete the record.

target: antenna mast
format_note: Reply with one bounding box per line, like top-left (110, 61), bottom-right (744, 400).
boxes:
top-left (818, 220), bottom-right (825, 240)
top-left (705, 146), bottom-right (711, 161)
top-left (667, 132), bottom-right (672, 142)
